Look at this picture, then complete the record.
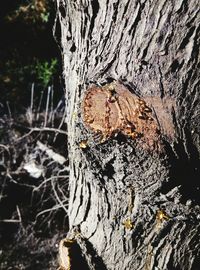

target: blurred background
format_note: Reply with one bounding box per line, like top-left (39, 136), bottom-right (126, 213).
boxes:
top-left (0, 0), bottom-right (62, 106)
top-left (0, 0), bottom-right (63, 110)
top-left (0, 1), bottom-right (69, 269)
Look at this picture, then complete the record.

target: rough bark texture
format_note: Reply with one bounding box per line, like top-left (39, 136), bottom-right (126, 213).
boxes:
top-left (54, 0), bottom-right (200, 269)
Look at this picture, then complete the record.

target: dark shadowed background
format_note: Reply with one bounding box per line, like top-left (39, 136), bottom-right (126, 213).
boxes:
top-left (0, 1), bottom-right (68, 269)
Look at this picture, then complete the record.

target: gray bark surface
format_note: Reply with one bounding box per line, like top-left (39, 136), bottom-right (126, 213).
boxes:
top-left (54, 0), bottom-right (200, 269)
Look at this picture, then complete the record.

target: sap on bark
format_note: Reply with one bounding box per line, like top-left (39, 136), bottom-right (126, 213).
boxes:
top-left (82, 81), bottom-right (175, 151)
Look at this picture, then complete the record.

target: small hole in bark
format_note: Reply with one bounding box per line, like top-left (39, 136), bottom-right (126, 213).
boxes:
top-left (95, 55), bottom-right (99, 65)
top-left (68, 20), bottom-right (72, 35)
top-left (104, 77), bottom-right (115, 84)
top-left (59, 5), bottom-right (66, 18)
top-left (104, 162), bottom-right (115, 178)
top-left (115, 133), bottom-right (128, 144)
top-left (70, 43), bottom-right (76, 52)
top-left (141, 60), bottom-right (148, 66)
top-left (171, 59), bottom-right (179, 72)
top-left (158, 34), bottom-right (163, 43)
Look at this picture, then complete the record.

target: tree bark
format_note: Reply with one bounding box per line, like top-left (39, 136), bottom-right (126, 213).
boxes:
top-left (54, 0), bottom-right (200, 269)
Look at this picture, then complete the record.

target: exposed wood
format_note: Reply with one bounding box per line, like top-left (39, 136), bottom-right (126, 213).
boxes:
top-left (55, 0), bottom-right (200, 269)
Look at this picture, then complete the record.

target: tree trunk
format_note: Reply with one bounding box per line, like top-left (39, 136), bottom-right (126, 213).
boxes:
top-left (54, 0), bottom-right (200, 269)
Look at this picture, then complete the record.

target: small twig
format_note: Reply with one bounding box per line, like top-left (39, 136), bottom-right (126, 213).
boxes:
top-left (36, 203), bottom-right (68, 218)
top-left (50, 85), bottom-right (54, 126)
top-left (51, 180), bottom-right (68, 214)
top-left (15, 127), bottom-right (67, 142)
top-left (57, 182), bottom-right (69, 202)
top-left (37, 89), bottom-right (44, 120)
top-left (30, 83), bottom-right (35, 127)
top-left (0, 205), bottom-right (22, 223)
top-left (0, 219), bottom-right (21, 223)
top-left (0, 176), bottom-right (7, 203)
top-left (0, 144), bottom-right (10, 152)
top-left (33, 175), bottom-right (69, 191)
top-left (53, 109), bottom-right (67, 142)
top-left (37, 141), bottom-right (67, 165)
top-left (54, 99), bottom-right (63, 112)
top-left (16, 205), bottom-right (22, 222)
top-left (6, 101), bottom-right (12, 119)
top-left (44, 86), bottom-right (51, 127)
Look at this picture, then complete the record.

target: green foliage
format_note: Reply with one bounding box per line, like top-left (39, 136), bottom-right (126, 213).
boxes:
top-left (3, 58), bottom-right (58, 88)
top-left (35, 59), bottom-right (58, 87)
top-left (0, 58), bottom-right (58, 103)
top-left (0, 0), bottom-right (60, 106)
top-left (40, 12), bottom-right (50, 23)
top-left (6, 0), bottom-right (50, 24)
